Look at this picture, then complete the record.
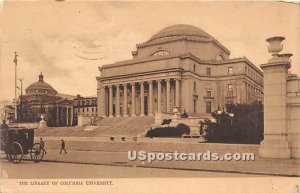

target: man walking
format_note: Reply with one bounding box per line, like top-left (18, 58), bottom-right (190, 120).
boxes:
top-left (60, 139), bottom-right (67, 154)
top-left (40, 138), bottom-right (47, 155)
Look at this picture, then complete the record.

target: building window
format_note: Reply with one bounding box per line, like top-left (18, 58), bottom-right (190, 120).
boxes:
top-left (77, 101), bottom-right (80, 106)
top-left (82, 101), bottom-right (85, 106)
top-left (87, 108), bottom-right (89, 112)
top-left (206, 101), bottom-right (212, 114)
top-left (228, 84), bottom-right (233, 95)
top-left (86, 101), bottom-right (89, 105)
top-left (193, 99), bottom-right (196, 113)
top-left (206, 90), bottom-right (212, 97)
top-left (193, 82), bottom-right (196, 92)
top-left (228, 67), bottom-right (233, 75)
top-left (83, 108), bottom-right (85, 112)
top-left (193, 64), bottom-right (196, 72)
top-left (92, 108), bottom-right (94, 112)
top-left (151, 50), bottom-right (170, 56)
top-left (206, 68), bottom-right (211, 76)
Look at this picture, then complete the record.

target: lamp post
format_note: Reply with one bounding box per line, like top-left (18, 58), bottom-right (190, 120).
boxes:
top-left (229, 113), bottom-right (234, 125)
top-left (17, 78), bottom-right (23, 122)
top-left (217, 110), bottom-right (222, 124)
top-left (13, 52), bottom-right (18, 121)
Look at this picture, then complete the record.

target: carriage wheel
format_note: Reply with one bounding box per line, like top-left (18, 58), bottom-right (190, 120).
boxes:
top-left (30, 143), bottom-right (44, 163)
top-left (9, 142), bottom-right (23, 164)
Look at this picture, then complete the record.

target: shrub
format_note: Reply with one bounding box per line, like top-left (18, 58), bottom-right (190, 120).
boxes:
top-left (200, 101), bottom-right (263, 144)
top-left (146, 123), bottom-right (190, 137)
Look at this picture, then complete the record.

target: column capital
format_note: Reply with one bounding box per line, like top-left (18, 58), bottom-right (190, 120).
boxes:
top-left (139, 81), bottom-right (145, 85)
top-left (116, 84), bottom-right (120, 88)
top-left (147, 80), bottom-right (153, 84)
top-left (156, 79), bottom-right (162, 83)
top-left (130, 82), bottom-right (136, 86)
top-left (166, 78), bottom-right (171, 82)
top-left (107, 85), bottom-right (112, 88)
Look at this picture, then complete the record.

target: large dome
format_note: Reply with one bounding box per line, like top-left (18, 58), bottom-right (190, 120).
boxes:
top-left (25, 73), bottom-right (57, 95)
top-left (148, 24), bottom-right (212, 42)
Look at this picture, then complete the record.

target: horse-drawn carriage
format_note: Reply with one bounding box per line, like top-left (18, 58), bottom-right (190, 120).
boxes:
top-left (0, 127), bottom-right (45, 164)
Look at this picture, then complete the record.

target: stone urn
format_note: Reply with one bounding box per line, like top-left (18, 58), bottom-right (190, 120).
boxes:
top-left (266, 36), bottom-right (285, 54)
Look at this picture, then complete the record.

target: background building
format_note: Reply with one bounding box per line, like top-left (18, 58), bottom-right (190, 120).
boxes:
top-left (73, 95), bottom-right (97, 125)
top-left (18, 73), bottom-right (75, 127)
top-left (97, 24), bottom-right (263, 117)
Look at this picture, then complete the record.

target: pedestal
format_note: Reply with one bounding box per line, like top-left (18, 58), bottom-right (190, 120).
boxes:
top-left (259, 136), bottom-right (291, 158)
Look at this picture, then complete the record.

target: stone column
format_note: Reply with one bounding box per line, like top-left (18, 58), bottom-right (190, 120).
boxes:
top-left (131, 83), bottom-right (136, 116)
top-left (166, 79), bottom-right (171, 112)
top-left (56, 107), bottom-right (59, 126)
top-left (148, 81), bottom-right (153, 116)
top-left (157, 80), bottom-right (162, 113)
top-left (140, 82), bottom-right (145, 116)
top-left (98, 85), bottom-right (106, 117)
top-left (108, 85), bottom-right (113, 117)
top-left (259, 36), bottom-right (291, 159)
top-left (175, 78), bottom-right (181, 108)
top-left (70, 107), bottom-right (73, 126)
top-left (123, 84), bottom-right (128, 117)
top-left (116, 85), bottom-right (120, 117)
top-left (66, 107), bottom-right (69, 126)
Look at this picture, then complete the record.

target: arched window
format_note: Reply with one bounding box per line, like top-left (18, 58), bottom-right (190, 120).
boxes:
top-left (151, 50), bottom-right (170, 56)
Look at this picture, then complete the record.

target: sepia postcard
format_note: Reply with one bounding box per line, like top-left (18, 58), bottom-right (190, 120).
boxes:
top-left (0, 0), bottom-right (299, 193)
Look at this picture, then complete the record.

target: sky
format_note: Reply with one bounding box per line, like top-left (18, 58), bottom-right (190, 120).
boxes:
top-left (0, 1), bottom-right (299, 102)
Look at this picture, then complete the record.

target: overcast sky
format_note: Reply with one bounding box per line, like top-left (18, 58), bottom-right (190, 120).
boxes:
top-left (0, 1), bottom-right (299, 101)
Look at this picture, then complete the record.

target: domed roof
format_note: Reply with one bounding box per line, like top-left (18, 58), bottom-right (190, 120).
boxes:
top-left (26, 73), bottom-right (57, 95)
top-left (148, 24), bottom-right (212, 42)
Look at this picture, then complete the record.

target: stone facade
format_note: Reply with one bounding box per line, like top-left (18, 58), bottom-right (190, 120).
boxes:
top-left (96, 24), bottom-right (263, 118)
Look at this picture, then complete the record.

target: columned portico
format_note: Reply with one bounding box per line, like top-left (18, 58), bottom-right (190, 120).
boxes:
top-left (100, 78), bottom-right (181, 117)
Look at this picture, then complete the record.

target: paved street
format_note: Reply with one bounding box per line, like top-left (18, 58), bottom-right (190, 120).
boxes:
top-left (1, 161), bottom-right (260, 178)
top-left (1, 148), bottom-right (299, 177)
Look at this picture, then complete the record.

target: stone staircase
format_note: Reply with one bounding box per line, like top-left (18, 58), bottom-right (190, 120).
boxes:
top-left (94, 116), bottom-right (155, 136)
top-left (35, 116), bottom-right (154, 137)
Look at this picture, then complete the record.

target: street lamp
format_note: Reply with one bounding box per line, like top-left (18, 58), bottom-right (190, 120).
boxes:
top-left (229, 113), bottom-right (234, 125)
top-left (217, 110), bottom-right (222, 124)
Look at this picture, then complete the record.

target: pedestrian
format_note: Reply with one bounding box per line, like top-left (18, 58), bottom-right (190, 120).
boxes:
top-left (60, 139), bottom-right (67, 154)
top-left (40, 138), bottom-right (47, 155)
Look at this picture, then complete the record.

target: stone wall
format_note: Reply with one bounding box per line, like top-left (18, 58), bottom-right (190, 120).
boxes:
top-left (286, 77), bottom-right (300, 158)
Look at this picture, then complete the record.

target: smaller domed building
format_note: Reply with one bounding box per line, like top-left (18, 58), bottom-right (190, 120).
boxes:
top-left (18, 73), bottom-right (74, 127)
